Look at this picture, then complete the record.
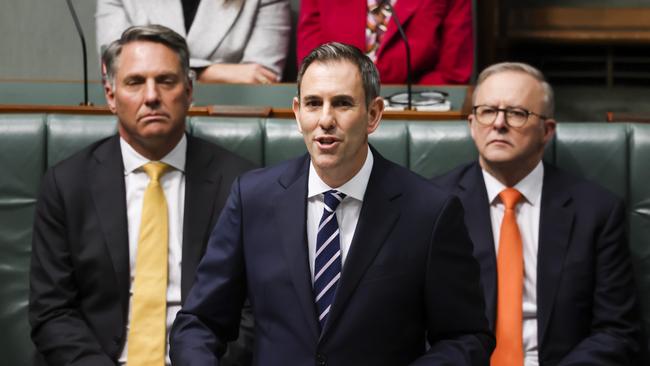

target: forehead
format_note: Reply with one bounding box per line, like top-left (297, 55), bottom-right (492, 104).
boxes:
top-left (115, 41), bottom-right (182, 77)
top-left (475, 71), bottom-right (544, 107)
top-left (300, 60), bottom-right (363, 98)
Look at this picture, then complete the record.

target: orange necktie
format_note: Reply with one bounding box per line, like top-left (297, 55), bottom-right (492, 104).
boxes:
top-left (491, 188), bottom-right (524, 366)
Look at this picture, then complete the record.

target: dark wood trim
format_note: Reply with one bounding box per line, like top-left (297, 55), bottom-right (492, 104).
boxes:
top-left (606, 112), bottom-right (650, 123)
top-left (0, 104), bottom-right (467, 121)
top-left (507, 7), bottom-right (650, 45)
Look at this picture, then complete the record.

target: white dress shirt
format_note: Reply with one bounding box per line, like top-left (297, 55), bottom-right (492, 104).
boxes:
top-left (306, 147), bottom-right (373, 279)
top-left (482, 161), bottom-right (544, 366)
top-left (118, 135), bottom-right (186, 366)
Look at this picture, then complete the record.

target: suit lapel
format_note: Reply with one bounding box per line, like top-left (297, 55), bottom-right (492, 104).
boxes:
top-left (321, 151), bottom-right (400, 340)
top-left (456, 163), bottom-right (498, 329)
top-left (537, 165), bottom-right (574, 344)
top-left (181, 136), bottom-right (223, 300)
top-left (186, 0), bottom-right (244, 59)
top-left (275, 155), bottom-right (320, 340)
top-left (377, 0), bottom-right (421, 58)
top-left (89, 136), bottom-right (130, 315)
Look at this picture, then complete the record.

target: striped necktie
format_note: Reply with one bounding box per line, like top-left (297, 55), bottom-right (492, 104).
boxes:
top-left (314, 190), bottom-right (346, 330)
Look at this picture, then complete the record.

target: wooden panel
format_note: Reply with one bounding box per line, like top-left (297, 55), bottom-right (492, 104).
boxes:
top-left (510, 7), bottom-right (650, 30)
top-left (508, 7), bottom-right (650, 43)
top-left (0, 105), bottom-right (468, 121)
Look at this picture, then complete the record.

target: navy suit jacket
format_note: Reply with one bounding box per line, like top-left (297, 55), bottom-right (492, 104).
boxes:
top-left (433, 161), bottom-right (640, 365)
top-left (29, 134), bottom-right (255, 366)
top-left (171, 149), bottom-right (494, 365)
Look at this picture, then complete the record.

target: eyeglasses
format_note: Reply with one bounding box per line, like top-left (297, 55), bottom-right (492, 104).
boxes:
top-left (472, 105), bottom-right (548, 128)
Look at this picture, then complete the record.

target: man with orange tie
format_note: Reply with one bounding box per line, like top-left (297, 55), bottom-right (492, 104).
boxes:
top-left (433, 62), bottom-right (640, 365)
top-left (29, 25), bottom-right (253, 365)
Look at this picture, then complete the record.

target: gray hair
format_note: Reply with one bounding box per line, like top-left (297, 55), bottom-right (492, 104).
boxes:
top-left (102, 24), bottom-right (191, 88)
top-left (296, 42), bottom-right (380, 107)
top-left (473, 62), bottom-right (555, 117)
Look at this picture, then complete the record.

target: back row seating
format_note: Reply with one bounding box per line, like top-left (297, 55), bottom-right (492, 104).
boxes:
top-left (1, 114), bottom-right (649, 364)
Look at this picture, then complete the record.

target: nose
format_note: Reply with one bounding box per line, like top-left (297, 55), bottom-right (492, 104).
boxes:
top-left (143, 79), bottom-right (161, 107)
top-left (492, 109), bottom-right (507, 129)
top-left (318, 103), bottom-right (336, 131)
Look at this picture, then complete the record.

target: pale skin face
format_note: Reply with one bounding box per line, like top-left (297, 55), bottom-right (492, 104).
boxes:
top-left (105, 41), bottom-right (193, 160)
top-left (469, 71), bottom-right (556, 187)
top-left (292, 60), bottom-right (383, 188)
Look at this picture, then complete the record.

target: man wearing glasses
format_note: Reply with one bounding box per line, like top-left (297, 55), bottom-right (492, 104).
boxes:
top-left (433, 62), bottom-right (639, 365)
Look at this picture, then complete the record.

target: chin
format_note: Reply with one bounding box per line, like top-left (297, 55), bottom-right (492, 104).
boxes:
top-left (483, 148), bottom-right (515, 161)
top-left (312, 156), bottom-right (340, 171)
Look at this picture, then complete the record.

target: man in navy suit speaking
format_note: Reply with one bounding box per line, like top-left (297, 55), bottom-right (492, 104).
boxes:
top-left (170, 42), bottom-right (494, 365)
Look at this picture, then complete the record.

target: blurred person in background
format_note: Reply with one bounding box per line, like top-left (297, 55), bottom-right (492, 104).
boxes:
top-left (97, 0), bottom-right (290, 84)
top-left (297, 0), bottom-right (473, 84)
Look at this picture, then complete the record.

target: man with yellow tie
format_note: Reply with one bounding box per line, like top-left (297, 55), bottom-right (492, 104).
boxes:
top-left (29, 25), bottom-right (254, 366)
top-left (433, 62), bottom-right (640, 365)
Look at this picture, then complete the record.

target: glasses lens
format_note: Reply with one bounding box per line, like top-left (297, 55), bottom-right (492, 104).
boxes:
top-left (475, 106), bottom-right (496, 125)
top-left (505, 108), bottom-right (528, 127)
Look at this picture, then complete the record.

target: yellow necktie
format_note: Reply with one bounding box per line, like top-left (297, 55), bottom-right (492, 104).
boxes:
top-left (127, 162), bottom-right (171, 366)
top-left (491, 188), bottom-right (524, 366)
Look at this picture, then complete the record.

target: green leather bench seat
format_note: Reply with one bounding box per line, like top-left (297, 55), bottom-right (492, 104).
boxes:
top-left (0, 114), bottom-right (45, 366)
top-left (1, 114), bottom-right (649, 364)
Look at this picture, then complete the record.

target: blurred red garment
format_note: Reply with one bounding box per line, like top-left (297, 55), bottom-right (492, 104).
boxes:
top-left (297, 0), bottom-right (474, 85)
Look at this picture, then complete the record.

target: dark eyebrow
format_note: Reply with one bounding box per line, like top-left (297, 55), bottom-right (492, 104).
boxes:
top-left (302, 95), bottom-right (322, 103)
top-left (122, 74), bottom-right (145, 83)
top-left (331, 95), bottom-right (356, 105)
top-left (155, 72), bottom-right (181, 81)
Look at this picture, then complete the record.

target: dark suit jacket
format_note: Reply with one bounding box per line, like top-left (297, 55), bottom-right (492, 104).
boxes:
top-left (433, 161), bottom-right (640, 365)
top-left (297, 0), bottom-right (473, 84)
top-left (29, 134), bottom-right (255, 366)
top-left (170, 148), bottom-right (494, 365)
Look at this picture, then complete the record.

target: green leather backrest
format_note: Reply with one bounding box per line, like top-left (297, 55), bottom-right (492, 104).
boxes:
top-left (1, 115), bottom-right (649, 364)
top-left (264, 118), bottom-right (306, 166)
top-left (408, 121), bottom-right (476, 177)
top-left (190, 117), bottom-right (264, 166)
top-left (0, 114), bottom-right (44, 366)
top-left (552, 123), bottom-right (628, 200)
top-left (369, 121), bottom-right (408, 166)
top-left (629, 124), bottom-right (650, 350)
top-left (47, 115), bottom-right (117, 167)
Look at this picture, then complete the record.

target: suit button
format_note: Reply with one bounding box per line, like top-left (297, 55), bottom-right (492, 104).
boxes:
top-left (113, 336), bottom-right (121, 345)
top-left (316, 353), bottom-right (327, 366)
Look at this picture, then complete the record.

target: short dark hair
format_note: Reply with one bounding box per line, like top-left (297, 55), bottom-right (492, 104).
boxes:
top-left (102, 24), bottom-right (191, 88)
top-left (296, 42), bottom-right (380, 107)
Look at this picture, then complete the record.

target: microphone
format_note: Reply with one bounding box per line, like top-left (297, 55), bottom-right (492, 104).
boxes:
top-left (65, 0), bottom-right (91, 106)
top-left (383, 1), bottom-right (413, 111)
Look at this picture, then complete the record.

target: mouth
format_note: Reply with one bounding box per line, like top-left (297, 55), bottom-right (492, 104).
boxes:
top-left (138, 113), bottom-right (169, 122)
top-left (488, 139), bottom-right (512, 147)
top-left (314, 136), bottom-right (341, 149)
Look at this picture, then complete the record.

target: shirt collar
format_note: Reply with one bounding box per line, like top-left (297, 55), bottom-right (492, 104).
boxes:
top-left (120, 134), bottom-right (187, 175)
top-left (308, 146), bottom-right (374, 202)
top-left (482, 160), bottom-right (544, 206)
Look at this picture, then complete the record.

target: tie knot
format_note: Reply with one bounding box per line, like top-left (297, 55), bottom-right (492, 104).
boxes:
top-left (499, 188), bottom-right (522, 210)
top-left (323, 190), bottom-right (346, 212)
top-left (142, 162), bottom-right (171, 182)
